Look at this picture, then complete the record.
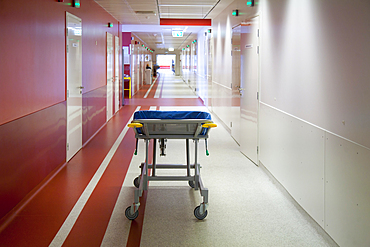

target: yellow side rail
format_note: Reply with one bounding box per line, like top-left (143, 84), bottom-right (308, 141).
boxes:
top-left (124, 77), bottom-right (131, 99)
top-left (128, 123), bottom-right (143, 128)
top-left (202, 123), bottom-right (217, 128)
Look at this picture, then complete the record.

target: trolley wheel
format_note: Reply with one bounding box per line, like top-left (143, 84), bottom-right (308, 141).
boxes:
top-left (194, 205), bottom-right (208, 220)
top-left (134, 177), bottom-right (140, 188)
top-left (125, 206), bottom-right (139, 220)
top-left (188, 181), bottom-right (195, 188)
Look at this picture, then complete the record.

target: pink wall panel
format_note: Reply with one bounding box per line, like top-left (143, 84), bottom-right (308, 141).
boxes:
top-left (0, 0), bottom-right (121, 125)
top-left (0, 0), bottom-right (66, 125)
top-left (0, 0), bottom-right (122, 221)
top-left (82, 86), bottom-right (107, 144)
top-left (122, 32), bottom-right (132, 46)
top-left (0, 102), bottom-right (66, 220)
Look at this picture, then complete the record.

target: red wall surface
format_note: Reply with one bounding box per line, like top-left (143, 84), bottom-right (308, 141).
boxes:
top-left (0, 0), bottom-right (121, 125)
top-left (0, 102), bottom-right (67, 220)
top-left (0, 0), bottom-right (122, 221)
top-left (82, 87), bottom-right (106, 144)
top-left (0, 1), bottom-right (66, 125)
top-left (122, 32), bottom-right (132, 46)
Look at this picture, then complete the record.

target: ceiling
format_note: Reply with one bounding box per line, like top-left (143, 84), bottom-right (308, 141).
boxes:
top-left (94, 0), bottom-right (234, 51)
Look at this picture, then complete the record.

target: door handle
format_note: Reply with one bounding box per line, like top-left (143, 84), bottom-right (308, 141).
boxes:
top-left (78, 86), bottom-right (84, 89)
top-left (237, 87), bottom-right (244, 96)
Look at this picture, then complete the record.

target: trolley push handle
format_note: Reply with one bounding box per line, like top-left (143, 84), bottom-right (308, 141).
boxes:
top-left (128, 123), bottom-right (143, 155)
top-left (134, 139), bottom-right (138, 155)
top-left (128, 123), bottom-right (143, 128)
top-left (202, 123), bottom-right (217, 128)
top-left (202, 122), bottom-right (216, 156)
top-left (205, 139), bottom-right (209, 156)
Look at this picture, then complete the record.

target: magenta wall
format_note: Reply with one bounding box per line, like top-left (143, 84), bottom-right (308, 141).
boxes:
top-left (0, 0), bottom-right (121, 125)
top-left (0, 0), bottom-right (121, 221)
top-left (82, 87), bottom-right (107, 144)
top-left (122, 32), bottom-right (132, 46)
top-left (0, 102), bottom-right (66, 219)
top-left (0, 1), bottom-right (66, 125)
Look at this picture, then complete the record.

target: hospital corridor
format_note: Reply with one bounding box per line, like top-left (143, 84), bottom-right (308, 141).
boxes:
top-left (1, 0), bottom-right (370, 246)
top-left (0, 71), bottom-right (336, 246)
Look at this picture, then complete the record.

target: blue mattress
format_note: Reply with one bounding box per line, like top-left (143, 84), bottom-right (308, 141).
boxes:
top-left (133, 111), bottom-right (212, 120)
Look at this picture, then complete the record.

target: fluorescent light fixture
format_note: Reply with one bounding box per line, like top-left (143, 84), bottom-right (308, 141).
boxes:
top-left (168, 48), bottom-right (174, 51)
top-left (172, 31), bottom-right (183, 37)
top-left (161, 13), bottom-right (203, 16)
top-left (158, 4), bottom-right (213, 7)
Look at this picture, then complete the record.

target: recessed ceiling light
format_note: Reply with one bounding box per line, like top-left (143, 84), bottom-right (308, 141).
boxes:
top-left (158, 4), bottom-right (213, 7)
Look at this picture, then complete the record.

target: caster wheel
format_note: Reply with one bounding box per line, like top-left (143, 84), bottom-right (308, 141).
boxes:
top-left (194, 205), bottom-right (208, 220)
top-left (188, 181), bottom-right (195, 188)
top-left (133, 177), bottom-right (140, 188)
top-left (125, 206), bottom-right (139, 220)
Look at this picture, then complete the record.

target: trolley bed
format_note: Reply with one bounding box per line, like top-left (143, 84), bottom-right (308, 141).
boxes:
top-left (125, 110), bottom-right (217, 220)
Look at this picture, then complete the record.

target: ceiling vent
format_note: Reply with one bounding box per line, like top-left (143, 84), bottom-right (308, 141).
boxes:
top-left (135, 11), bottom-right (156, 15)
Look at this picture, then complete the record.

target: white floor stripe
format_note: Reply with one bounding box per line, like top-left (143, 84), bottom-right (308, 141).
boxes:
top-left (154, 74), bottom-right (164, 98)
top-left (143, 77), bottom-right (158, 98)
top-left (49, 106), bottom-right (140, 247)
top-left (154, 83), bottom-right (161, 98)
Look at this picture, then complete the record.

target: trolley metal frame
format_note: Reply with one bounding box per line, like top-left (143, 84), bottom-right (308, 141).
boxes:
top-left (125, 117), bottom-right (216, 220)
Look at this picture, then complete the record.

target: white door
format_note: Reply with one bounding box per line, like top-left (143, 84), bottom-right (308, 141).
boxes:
top-left (106, 32), bottom-right (113, 121)
top-left (131, 45), bottom-right (135, 95)
top-left (207, 32), bottom-right (213, 111)
top-left (231, 25), bottom-right (241, 144)
top-left (240, 17), bottom-right (260, 164)
top-left (114, 36), bottom-right (120, 113)
top-left (66, 13), bottom-right (82, 161)
top-left (139, 61), bottom-right (143, 88)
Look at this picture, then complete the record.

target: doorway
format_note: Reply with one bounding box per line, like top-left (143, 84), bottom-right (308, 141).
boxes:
top-left (156, 54), bottom-right (176, 72)
top-left (207, 32), bottom-right (213, 111)
top-left (114, 36), bottom-right (120, 113)
top-left (231, 25), bottom-right (242, 144)
top-left (240, 17), bottom-right (260, 165)
top-left (106, 32), bottom-right (114, 121)
top-left (66, 12), bottom-right (82, 161)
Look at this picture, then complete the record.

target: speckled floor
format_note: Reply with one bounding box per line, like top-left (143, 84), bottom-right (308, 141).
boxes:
top-left (0, 70), bottom-right (338, 247)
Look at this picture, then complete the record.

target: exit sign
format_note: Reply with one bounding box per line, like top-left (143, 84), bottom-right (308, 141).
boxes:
top-left (172, 31), bottom-right (183, 37)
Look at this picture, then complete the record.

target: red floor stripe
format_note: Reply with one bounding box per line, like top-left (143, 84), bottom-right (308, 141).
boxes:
top-left (132, 74), bottom-right (161, 99)
top-left (146, 75), bottom-right (161, 99)
top-left (135, 84), bottom-right (151, 98)
top-left (0, 105), bottom-right (138, 246)
top-left (62, 131), bottom-right (136, 246)
top-left (126, 137), bottom-right (154, 247)
top-left (0, 74), bottom-right (204, 246)
top-left (126, 191), bottom-right (148, 247)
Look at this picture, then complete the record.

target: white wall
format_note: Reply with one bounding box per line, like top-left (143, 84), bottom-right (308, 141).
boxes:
top-left (261, 0), bottom-right (370, 148)
top-left (259, 1), bottom-right (370, 246)
top-left (196, 28), bottom-right (210, 104)
top-left (198, 0), bottom-right (370, 246)
top-left (210, 2), bottom-right (258, 130)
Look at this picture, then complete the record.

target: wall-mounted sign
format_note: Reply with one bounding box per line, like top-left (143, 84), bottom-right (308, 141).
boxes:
top-left (172, 31), bottom-right (183, 37)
